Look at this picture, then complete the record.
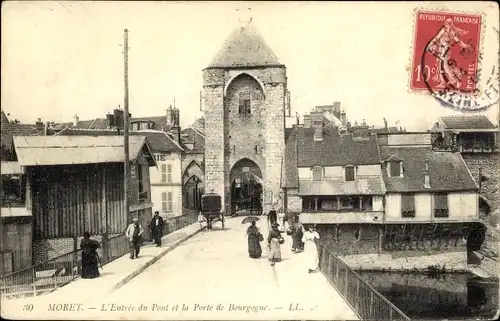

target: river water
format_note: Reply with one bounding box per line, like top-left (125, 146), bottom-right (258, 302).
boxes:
top-left (357, 271), bottom-right (499, 320)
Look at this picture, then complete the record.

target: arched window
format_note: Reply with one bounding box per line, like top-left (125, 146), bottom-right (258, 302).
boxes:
top-left (312, 166), bottom-right (324, 181)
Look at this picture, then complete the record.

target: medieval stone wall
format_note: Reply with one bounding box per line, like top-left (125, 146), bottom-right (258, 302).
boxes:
top-left (462, 153), bottom-right (499, 214)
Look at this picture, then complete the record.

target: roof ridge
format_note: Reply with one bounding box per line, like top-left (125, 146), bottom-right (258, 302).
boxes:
top-left (161, 131), bottom-right (185, 152)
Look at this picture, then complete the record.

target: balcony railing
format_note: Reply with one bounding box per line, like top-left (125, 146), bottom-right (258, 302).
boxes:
top-left (1, 211), bottom-right (200, 300)
top-left (317, 242), bottom-right (410, 321)
top-left (300, 211), bottom-right (383, 224)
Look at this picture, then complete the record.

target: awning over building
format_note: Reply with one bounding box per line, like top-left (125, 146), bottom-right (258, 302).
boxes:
top-left (0, 161), bottom-right (23, 175)
top-left (13, 135), bottom-right (156, 167)
top-left (298, 176), bottom-right (386, 196)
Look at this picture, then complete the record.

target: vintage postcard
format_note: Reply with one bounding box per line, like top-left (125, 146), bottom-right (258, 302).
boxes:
top-left (1, 1), bottom-right (499, 320)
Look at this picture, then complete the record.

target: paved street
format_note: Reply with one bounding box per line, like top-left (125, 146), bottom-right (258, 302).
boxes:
top-left (2, 217), bottom-right (357, 320)
top-left (97, 216), bottom-right (357, 320)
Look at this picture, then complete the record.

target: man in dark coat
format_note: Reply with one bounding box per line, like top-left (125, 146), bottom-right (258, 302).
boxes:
top-left (150, 211), bottom-right (164, 247)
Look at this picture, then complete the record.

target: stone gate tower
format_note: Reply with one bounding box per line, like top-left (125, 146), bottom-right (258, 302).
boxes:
top-left (202, 20), bottom-right (287, 212)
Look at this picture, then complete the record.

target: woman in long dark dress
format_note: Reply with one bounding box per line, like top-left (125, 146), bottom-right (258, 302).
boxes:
top-left (247, 221), bottom-right (263, 258)
top-left (80, 232), bottom-right (100, 279)
top-left (292, 216), bottom-right (305, 252)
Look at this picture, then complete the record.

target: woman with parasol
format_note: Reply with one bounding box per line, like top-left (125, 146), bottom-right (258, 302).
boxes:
top-left (243, 216), bottom-right (263, 259)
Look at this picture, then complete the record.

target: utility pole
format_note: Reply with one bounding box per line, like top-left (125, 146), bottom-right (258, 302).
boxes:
top-left (123, 28), bottom-right (131, 223)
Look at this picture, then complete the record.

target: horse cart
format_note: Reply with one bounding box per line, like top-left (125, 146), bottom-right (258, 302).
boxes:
top-left (201, 192), bottom-right (225, 230)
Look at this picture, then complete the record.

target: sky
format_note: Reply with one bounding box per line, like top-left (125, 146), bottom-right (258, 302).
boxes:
top-left (1, 1), bottom-right (499, 130)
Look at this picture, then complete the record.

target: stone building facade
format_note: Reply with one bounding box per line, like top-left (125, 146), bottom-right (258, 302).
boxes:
top-left (202, 21), bottom-right (287, 212)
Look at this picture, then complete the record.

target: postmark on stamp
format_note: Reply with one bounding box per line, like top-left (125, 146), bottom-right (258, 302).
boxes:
top-left (409, 10), bottom-right (498, 111)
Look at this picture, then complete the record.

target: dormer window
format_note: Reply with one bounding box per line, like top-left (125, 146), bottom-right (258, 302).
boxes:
top-left (312, 166), bottom-right (324, 181)
top-left (386, 155), bottom-right (403, 177)
top-left (239, 91), bottom-right (251, 116)
top-left (344, 165), bottom-right (356, 181)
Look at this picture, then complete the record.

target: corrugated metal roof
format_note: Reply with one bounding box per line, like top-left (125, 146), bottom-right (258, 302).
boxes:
top-left (13, 136), bottom-right (148, 166)
top-left (298, 176), bottom-right (386, 196)
top-left (1, 161), bottom-right (23, 175)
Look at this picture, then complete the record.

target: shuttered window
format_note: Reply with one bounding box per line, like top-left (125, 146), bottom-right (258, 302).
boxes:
top-left (161, 164), bottom-right (167, 182)
top-left (162, 192), bottom-right (173, 212)
top-left (345, 166), bottom-right (355, 181)
top-left (167, 164), bottom-right (172, 183)
top-left (312, 166), bottom-right (323, 181)
top-left (434, 193), bottom-right (449, 217)
top-left (401, 193), bottom-right (415, 217)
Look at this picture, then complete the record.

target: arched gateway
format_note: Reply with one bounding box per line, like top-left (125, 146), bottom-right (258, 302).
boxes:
top-left (229, 158), bottom-right (263, 215)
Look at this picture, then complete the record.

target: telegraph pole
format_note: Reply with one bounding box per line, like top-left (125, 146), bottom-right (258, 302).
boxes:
top-left (123, 28), bottom-right (131, 223)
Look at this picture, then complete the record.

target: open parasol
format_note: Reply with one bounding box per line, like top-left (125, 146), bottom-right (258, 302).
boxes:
top-left (241, 216), bottom-right (260, 224)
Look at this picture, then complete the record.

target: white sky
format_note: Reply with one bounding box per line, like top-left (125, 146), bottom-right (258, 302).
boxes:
top-left (1, 1), bottom-right (499, 130)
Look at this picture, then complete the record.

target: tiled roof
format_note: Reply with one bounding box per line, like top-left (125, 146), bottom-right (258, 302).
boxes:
top-left (207, 21), bottom-right (282, 69)
top-left (53, 116), bottom-right (170, 131)
top-left (379, 146), bottom-right (478, 192)
top-left (281, 125), bottom-right (381, 189)
top-left (298, 176), bottom-right (385, 196)
top-left (56, 128), bottom-right (183, 153)
top-left (296, 125), bottom-right (381, 167)
top-left (440, 115), bottom-right (496, 130)
top-left (190, 117), bottom-right (205, 135)
top-left (1, 122), bottom-right (40, 153)
top-left (1, 111), bottom-right (9, 124)
top-left (180, 128), bottom-right (204, 153)
top-left (13, 136), bottom-right (155, 166)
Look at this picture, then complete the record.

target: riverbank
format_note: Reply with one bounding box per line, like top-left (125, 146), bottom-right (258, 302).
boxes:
top-left (339, 251), bottom-right (470, 273)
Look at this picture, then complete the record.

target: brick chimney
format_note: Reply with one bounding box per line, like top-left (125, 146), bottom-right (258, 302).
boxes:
top-left (73, 114), bottom-right (79, 127)
top-left (303, 114), bottom-right (312, 128)
top-left (35, 118), bottom-right (44, 134)
top-left (169, 126), bottom-right (180, 143)
top-left (106, 113), bottom-right (115, 129)
top-left (311, 111), bottom-right (324, 141)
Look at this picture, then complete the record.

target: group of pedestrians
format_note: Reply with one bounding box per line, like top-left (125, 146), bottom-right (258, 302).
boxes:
top-left (246, 212), bottom-right (320, 272)
top-left (79, 211), bottom-right (166, 278)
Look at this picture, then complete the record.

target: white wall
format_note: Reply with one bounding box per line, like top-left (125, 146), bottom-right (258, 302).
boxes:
top-left (150, 152), bottom-right (183, 217)
top-left (385, 191), bottom-right (479, 222)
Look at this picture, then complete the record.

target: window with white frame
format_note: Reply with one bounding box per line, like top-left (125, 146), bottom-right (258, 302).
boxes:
top-left (312, 166), bottom-right (324, 181)
top-left (344, 165), bottom-right (356, 181)
top-left (162, 192), bottom-right (173, 212)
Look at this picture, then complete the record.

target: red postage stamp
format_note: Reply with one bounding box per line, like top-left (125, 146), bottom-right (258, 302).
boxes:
top-left (410, 10), bottom-right (482, 94)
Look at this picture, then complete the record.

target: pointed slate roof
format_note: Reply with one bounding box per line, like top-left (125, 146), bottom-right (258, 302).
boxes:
top-left (207, 20), bottom-right (283, 69)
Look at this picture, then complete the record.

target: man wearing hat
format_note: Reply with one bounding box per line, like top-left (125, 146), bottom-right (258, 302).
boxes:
top-left (125, 217), bottom-right (144, 259)
top-left (149, 211), bottom-right (164, 247)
